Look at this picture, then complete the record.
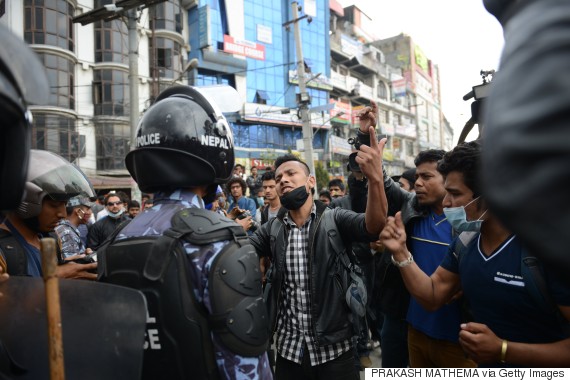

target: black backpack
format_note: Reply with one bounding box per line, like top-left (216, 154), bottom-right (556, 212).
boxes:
top-left (97, 207), bottom-right (269, 380)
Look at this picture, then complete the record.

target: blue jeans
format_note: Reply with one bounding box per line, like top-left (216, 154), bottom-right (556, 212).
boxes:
top-left (379, 314), bottom-right (409, 368)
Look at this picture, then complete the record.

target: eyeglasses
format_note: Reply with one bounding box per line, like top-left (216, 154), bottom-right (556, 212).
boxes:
top-left (107, 201), bottom-right (122, 206)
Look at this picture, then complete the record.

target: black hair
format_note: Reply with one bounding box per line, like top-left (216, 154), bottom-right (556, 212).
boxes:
top-left (261, 170), bottom-right (275, 182)
top-left (116, 190), bottom-right (130, 204)
top-left (319, 189), bottom-right (332, 201)
top-left (400, 168), bottom-right (416, 187)
top-left (328, 178), bottom-right (345, 192)
top-left (226, 177), bottom-right (247, 194)
top-left (128, 200), bottom-right (140, 209)
top-left (437, 141), bottom-right (482, 197)
top-left (104, 193), bottom-right (121, 205)
top-left (274, 154), bottom-right (310, 175)
top-left (414, 149), bottom-right (446, 167)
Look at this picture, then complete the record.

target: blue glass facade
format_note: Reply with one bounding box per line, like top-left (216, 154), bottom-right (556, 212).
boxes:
top-left (187, 0), bottom-right (330, 159)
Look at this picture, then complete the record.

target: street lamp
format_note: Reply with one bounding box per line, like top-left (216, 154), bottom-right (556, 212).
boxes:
top-left (171, 58), bottom-right (199, 85)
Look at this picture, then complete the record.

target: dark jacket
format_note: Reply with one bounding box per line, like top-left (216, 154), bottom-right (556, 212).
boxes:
top-left (260, 205), bottom-right (284, 225)
top-left (483, 0), bottom-right (570, 276)
top-left (375, 172), bottom-right (428, 319)
top-left (87, 214), bottom-right (130, 250)
top-left (250, 200), bottom-right (375, 346)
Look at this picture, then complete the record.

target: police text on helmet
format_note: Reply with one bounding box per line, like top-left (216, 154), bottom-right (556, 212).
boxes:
top-left (201, 135), bottom-right (229, 149)
top-left (136, 133), bottom-right (161, 147)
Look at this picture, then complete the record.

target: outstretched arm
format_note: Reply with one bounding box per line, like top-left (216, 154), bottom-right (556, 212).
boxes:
top-left (380, 211), bottom-right (460, 310)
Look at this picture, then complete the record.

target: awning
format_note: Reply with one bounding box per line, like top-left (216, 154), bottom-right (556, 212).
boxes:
top-left (88, 175), bottom-right (136, 189)
top-left (330, 0), bottom-right (344, 16)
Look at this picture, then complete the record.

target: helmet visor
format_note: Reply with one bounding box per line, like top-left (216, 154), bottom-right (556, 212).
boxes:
top-left (31, 164), bottom-right (95, 202)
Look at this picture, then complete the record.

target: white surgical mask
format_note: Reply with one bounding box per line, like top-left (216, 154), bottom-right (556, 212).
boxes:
top-left (443, 196), bottom-right (487, 233)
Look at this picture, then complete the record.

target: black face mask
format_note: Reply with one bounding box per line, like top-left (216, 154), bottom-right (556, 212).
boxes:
top-left (279, 185), bottom-right (309, 210)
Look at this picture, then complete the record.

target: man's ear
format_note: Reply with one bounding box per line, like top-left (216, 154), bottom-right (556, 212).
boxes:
top-left (307, 174), bottom-right (316, 190)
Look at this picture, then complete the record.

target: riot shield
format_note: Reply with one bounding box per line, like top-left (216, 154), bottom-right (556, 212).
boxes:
top-left (0, 278), bottom-right (147, 380)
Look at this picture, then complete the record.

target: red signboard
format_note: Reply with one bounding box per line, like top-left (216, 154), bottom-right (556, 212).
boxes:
top-left (223, 35), bottom-right (266, 61)
top-left (250, 158), bottom-right (274, 170)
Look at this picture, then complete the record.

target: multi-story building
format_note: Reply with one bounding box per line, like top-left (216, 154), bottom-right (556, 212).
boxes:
top-left (329, 2), bottom-right (415, 176)
top-left (187, 0), bottom-right (332, 172)
top-left (372, 33), bottom-right (454, 154)
top-left (2, 0), bottom-right (451, 192)
top-left (1, 0), bottom-right (190, 194)
top-left (329, 2), bottom-right (453, 176)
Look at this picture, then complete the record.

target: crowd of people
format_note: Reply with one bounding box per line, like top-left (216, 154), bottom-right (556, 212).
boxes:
top-left (1, 3), bottom-right (570, 378)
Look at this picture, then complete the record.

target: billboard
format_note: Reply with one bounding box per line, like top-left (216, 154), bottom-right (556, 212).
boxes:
top-left (223, 35), bottom-right (266, 60)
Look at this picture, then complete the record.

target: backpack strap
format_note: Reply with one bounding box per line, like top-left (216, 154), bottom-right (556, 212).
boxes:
top-left (521, 250), bottom-right (570, 335)
top-left (143, 208), bottom-right (248, 282)
top-left (0, 229), bottom-right (27, 276)
top-left (95, 218), bottom-right (132, 280)
top-left (452, 231), bottom-right (478, 263)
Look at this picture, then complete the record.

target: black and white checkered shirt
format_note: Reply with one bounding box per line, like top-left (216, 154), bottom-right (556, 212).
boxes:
top-left (276, 204), bottom-right (351, 365)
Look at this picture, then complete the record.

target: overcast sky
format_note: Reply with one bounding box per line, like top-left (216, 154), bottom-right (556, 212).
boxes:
top-left (338, 0), bottom-right (505, 143)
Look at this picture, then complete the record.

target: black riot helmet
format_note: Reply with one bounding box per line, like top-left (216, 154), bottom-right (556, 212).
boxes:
top-left (125, 85), bottom-right (236, 193)
top-left (16, 150), bottom-right (95, 220)
top-left (0, 24), bottom-right (50, 210)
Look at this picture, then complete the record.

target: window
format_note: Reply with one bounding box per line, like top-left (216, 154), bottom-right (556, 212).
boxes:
top-left (377, 81), bottom-right (388, 100)
top-left (254, 90), bottom-right (270, 105)
top-left (149, 37), bottom-right (183, 79)
top-left (195, 70), bottom-right (234, 87)
top-left (95, 122), bottom-right (130, 170)
top-left (36, 53), bottom-right (75, 110)
top-left (24, 0), bottom-right (74, 51)
top-left (32, 113), bottom-right (79, 162)
top-left (405, 140), bottom-right (415, 157)
top-left (394, 113), bottom-right (402, 126)
top-left (93, 69), bottom-right (129, 116)
top-left (94, 20), bottom-right (128, 64)
top-left (379, 109), bottom-right (389, 124)
top-left (150, 0), bottom-right (182, 33)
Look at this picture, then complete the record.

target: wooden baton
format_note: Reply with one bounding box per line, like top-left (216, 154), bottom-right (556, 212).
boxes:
top-left (41, 237), bottom-right (65, 380)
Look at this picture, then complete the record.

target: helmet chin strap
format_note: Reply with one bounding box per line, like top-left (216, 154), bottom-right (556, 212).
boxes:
top-left (21, 216), bottom-right (40, 233)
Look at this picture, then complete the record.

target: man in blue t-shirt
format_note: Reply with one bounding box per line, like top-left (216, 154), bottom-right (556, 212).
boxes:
top-left (381, 141), bottom-right (570, 367)
top-left (381, 144), bottom-right (474, 368)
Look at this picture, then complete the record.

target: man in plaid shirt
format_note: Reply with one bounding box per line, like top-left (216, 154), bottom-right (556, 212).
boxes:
top-left (250, 107), bottom-right (387, 379)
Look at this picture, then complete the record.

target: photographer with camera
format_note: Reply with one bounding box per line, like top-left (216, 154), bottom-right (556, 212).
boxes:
top-left (226, 177), bottom-right (258, 234)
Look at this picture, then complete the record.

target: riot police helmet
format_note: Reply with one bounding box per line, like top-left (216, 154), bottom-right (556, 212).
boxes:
top-left (0, 24), bottom-right (50, 210)
top-left (125, 85), bottom-right (236, 193)
top-left (16, 150), bottom-right (95, 219)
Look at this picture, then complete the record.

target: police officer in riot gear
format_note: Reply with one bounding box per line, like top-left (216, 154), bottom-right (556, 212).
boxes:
top-left (0, 23), bottom-right (51, 282)
top-left (0, 24), bottom-right (49, 212)
top-left (0, 150), bottom-right (97, 279)
top-left (99, 85), bottom-right (272, 379)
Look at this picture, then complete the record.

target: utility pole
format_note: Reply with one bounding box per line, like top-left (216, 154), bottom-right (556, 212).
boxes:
top-left (290, 2), bottom-right (315, 176)
top-left (127, 9), bottom-right (139, 152)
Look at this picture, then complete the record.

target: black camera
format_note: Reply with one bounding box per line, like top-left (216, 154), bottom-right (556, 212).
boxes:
top-left (71, 251), bottom-right (97, 265)
top-left (237, 210), bottom-right (259, 232)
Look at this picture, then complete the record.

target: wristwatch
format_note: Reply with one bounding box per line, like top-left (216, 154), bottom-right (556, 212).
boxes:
top-left (391, 253), bottom-right (414, 267)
